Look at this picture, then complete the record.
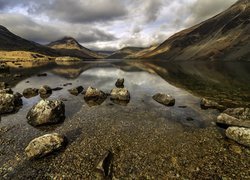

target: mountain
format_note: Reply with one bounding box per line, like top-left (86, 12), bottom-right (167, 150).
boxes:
top-left (107, 47), bottom-right (145, 59)
top-left (127, 45), bottom-right (158, 59)
top-left (47, 37), bottom-right (104, 59)
top-left (140, 0), bottom-right (250, 61)
top-left (0, 25), bottom-right (58, 60)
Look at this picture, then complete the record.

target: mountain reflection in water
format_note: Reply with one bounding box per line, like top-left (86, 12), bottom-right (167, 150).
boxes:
top-left (1, 60), bottom-right (249, 108)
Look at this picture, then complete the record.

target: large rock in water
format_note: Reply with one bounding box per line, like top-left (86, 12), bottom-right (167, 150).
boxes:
top-left (153, 93), bottom-right (175, 106)
top-left (27, 99), bottom-right (65, 126)
top-left (84, 87), bottom-right (107, 106)
top-left (217, 108), bottom-right (250, 128)
top-left (110, 88), bottom-right (130, 101)
top-left (0, 92), bottom-right (22, 114)
top-left (25, 133), bottom-right (66, 159)
top-left (200, 98), bottom-right (224, 110)
top-left (226, 127), bottom-right (250, 147)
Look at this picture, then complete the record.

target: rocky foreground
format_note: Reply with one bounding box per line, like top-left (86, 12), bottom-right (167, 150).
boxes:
top-left (0, 78), bottom-right (250, 179)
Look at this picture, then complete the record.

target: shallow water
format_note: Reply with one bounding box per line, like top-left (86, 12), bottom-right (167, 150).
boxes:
top-left (0, 60), bottom-right (250, 179)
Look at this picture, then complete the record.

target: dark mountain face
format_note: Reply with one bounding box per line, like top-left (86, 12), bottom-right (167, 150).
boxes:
top-left (0, 25), bottom-right (57, 56)
top-left (140, 0), bottom-right (250, 61)
top-left (48, 37), bottom-right (104, 59)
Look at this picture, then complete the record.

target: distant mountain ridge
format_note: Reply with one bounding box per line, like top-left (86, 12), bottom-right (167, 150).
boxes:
top-left (139, 0), bottom-right (250, 61)
top-left (107, 46), bottom-right (145, 59)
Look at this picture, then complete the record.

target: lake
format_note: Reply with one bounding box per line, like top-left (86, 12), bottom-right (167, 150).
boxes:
top-left (0, 60), bottom-right (250, 179)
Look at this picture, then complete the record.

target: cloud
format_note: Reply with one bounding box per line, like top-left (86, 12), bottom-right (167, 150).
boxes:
top-left (143, 0), bottom-right (163, 23)
top-left (0, 13), bottom-right (117, 44)
top-left (0, 0), bottom-right (239, 50)
top-left (76, 30), bottom-right (117, 43)
top-left (185, 0), bottom-right (237, 26)
top-left (28, 0), bottom-right (128, 23)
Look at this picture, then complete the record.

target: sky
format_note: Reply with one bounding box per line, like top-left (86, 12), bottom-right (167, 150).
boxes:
top-left (0, 0), bottom-right (237, 51)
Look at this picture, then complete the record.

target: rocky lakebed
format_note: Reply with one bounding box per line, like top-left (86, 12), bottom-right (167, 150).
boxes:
top-left (0, 60), bottom-right (250, 179)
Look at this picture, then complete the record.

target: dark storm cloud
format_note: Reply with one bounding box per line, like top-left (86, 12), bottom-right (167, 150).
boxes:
top-left (0, 14), bottom-right (64, 43)
top-left (76, 30), bottom-right (117, 43)
top-left (143, 0), bottom-right (163, 23)
top-left (0, 0), bottom-right (128, 23)
top-left (28, 0), bottom-right (128, 23)
top-left (0, 13), bottom-right (117, 44)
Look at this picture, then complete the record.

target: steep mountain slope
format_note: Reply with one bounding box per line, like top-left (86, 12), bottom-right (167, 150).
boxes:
top-left (48, 37), bottom-right (104, 59)
top-left (0, 25), bottom-right (58, 60)
top-left (140, 0), bottom-right (250, 61)
top-left (107, 47), bottom-right (145, 59)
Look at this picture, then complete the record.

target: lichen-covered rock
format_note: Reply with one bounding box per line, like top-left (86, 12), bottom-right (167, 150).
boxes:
top-left (0, 82), bottom-right (7, 89)
top-left (217, 113), bottom-right (250, 128)
top-left (153, 93), bottom-right (175, 106)
top-left (110, 88), bottom-right (130, 101)
top-left (23, 88), bottom-right (39, 98)
top-left (0, 88), bottom-right (13, 94)
top-left (68, 86), bottom-right (84, 96)
top-left (115, 78), bottom-right (124, 88)
top-left (200, 98), bottom-right (224, 110)
top-left (0, 92), bottom-right (22, 114)
top-left (39, 85), bottom-right (52, 98)
top-left (27, 99), bottom-right (65, 126)
top-left (84, 87), bottom-right (106, 99)
top-left (84, 87), bottom-right (107, 106)
top-left (226, 127), bottom-right (250, 147)
top-left (223, 108), bottom-right (250, 120)
top-left (25, 133), bottom-right (66, 159)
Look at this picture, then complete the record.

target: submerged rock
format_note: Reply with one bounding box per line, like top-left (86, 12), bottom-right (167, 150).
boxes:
top-left (13, 74), bottom-right (22, 78)
top-left (226, 127), bottom-right (250, 147)
top-left (68, 86), bottom-right (84, 96)
top-left (153, 93), bottom-right (175, 106)
top-left (39, 85), bottom-right (52, 98)
top-left (25, 133), bottom-right (66, 159)
top-left (84, 87), bottom-right (107, 106)
top-left (200, 98), bottom-right (224, 110)
top-left (115, 78), bottom-right (124, 88)
top-left (110, 88), bottom-right (130, 102)
top-left (37, 73), bottom-right (47, 77)
top-left (23, 88), bottom-right (39, 98)
top-left (186, 117), bottom-right (194, 121)
top-left (27, 99), bottom-right (65, 126)
top-left (0, 92), bottom-right (22, 115)
top-left (217, 113), bottom-right (250, 128)
top-left (63, 83), bottom-right (72, 87)
top-left (52, 87), bottom-right (63, 91)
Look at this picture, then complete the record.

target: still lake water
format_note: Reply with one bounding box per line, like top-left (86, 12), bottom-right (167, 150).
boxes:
top-left (0, 60), bottom-right (250, 178)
